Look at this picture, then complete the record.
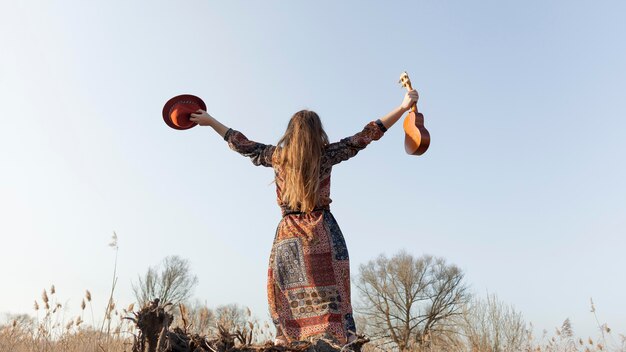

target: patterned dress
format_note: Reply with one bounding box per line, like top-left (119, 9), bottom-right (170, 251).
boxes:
top-left (223, 119), bottom-right (387, 344)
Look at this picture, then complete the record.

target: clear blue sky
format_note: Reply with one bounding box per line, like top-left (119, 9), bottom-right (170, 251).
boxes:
top-left (1, 0), bottom-right (625, 338)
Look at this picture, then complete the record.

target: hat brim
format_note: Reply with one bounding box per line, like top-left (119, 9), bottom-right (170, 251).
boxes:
top-left (162, 94), bottom-right (207, 130)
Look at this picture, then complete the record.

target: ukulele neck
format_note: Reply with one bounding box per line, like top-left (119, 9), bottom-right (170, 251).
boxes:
top-left (400, 72), bottom-right (417, 112)
top-left (404, 83), bottom-right (417, 112)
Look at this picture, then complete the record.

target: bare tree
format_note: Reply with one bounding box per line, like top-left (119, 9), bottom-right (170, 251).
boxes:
top-left (132, 255), bottom-right (198, 307)
top-left (175, 299), bottom-right (217, 335)
top-left (461, 293), bottom-right (528, 352)
top-left (214, 303), bottom-right (247, 333)
top-left (355, 251), bottom-right (469, 351)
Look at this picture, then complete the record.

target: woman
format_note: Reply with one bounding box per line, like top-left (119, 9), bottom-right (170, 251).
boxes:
top-left (189, 89), bottom-right (419, 346)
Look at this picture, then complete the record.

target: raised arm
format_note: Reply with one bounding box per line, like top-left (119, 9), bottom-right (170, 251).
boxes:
top-left (380, 89), bottom-right (419, 130)
top-left (190, 110), bottom-right (230, 137)
top-left (325, 119), bottom-right (387, 165)
top-left (325, 90), bottom-right (419, 165)
top-left (190, 110), bottom-right (275, 167)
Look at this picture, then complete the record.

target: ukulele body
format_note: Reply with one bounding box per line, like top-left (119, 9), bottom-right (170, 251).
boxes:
top-left (403, 110), bottom-right (430, 155)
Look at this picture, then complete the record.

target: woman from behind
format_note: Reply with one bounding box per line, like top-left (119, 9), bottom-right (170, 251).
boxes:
top-left (190, 88), bottom-right (419, 346)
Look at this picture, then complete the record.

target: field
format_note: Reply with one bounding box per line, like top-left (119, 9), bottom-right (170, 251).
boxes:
top-left (1, 284), bottom-right (624, 352)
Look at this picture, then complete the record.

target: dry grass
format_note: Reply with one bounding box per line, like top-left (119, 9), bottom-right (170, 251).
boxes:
top-left (0, 285), bottom-right (135, 352)
top-left (2, 286), bottom-right (624, 352)
top-left (2, 235), bottom-right (623, 351)
top-left (1, 284), bottom-right (352, 351)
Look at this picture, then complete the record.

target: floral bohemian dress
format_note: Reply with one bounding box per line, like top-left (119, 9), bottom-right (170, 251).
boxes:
top-left (223, 119), bottom-right (387, 344)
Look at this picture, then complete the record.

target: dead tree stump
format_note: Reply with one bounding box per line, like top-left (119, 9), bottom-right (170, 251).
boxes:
top-left (128, 299), bottom-right (369, 352)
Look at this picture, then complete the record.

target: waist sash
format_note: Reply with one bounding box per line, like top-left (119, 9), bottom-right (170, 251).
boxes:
top-left (282, 206), bottom-right (330, 217)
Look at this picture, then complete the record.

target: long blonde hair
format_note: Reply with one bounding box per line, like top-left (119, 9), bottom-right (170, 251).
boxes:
top-left (273, 110), bottom-right (329, 212)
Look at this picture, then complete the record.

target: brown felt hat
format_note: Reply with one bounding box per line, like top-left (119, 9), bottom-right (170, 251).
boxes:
top-left (162, 94), bottom-right (207, 130)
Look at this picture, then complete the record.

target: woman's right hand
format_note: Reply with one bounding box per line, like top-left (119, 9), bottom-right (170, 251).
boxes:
top-left (400, 89), bottom-right (419, 111)
top-left (189, 109), bottom-right (215, 126)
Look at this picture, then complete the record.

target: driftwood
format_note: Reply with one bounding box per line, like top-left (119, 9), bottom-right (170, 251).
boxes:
top-left (126, 299), bottom-right (370, 352)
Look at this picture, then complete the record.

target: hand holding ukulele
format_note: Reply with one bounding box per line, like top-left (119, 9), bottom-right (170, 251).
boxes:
top-left (400, 89), bottom-right (419, 112)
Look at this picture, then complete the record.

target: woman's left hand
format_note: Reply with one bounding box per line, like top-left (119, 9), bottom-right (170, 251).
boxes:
top-left (189, 109), bottom-right (214, 126)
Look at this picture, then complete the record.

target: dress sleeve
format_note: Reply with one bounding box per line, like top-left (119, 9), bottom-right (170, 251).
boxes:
top-left (223, 128), bottom-right (275, 167)
top-left (325, 119), bottom-right (387, 165)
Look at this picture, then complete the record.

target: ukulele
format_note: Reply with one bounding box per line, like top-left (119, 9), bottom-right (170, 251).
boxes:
top-left (399, 71), bottom-right (430, 156)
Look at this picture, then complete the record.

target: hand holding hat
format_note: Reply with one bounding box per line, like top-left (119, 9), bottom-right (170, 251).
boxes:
top-left (162, 94), bottom-right (207, 130)
top-left (189, 110), bottom-right (214, 126)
